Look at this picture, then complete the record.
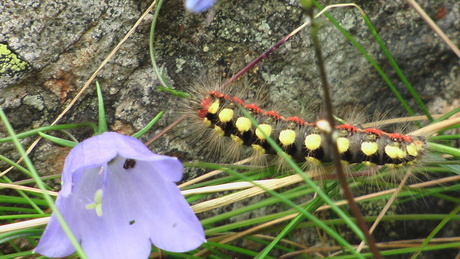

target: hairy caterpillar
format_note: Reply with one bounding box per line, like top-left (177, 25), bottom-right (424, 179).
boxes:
top-left (191, 89), bottom-right (426, 169)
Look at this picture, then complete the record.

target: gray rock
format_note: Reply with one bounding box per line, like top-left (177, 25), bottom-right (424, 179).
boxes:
top-left (1, 0), bottom-right (458, 257)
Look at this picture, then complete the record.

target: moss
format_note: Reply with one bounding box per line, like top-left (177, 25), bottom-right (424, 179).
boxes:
top-left (0, 43), bottom-right (30, 76)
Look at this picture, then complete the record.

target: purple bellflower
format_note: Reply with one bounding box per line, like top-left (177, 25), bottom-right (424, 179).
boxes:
top-left (185, 0), bottom-right (218, 12)
top-left (34, 132), bottom-right (205, 258)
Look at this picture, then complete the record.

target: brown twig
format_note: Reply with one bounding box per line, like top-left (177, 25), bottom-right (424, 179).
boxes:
top-left (144, 114), bottom-right (187, 146)
top-left (304, 3), bottom-right (381, 258)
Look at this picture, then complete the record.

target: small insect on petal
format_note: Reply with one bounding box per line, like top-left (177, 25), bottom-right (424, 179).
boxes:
top-left (185, 0), bottom-right (218, 13)
top-left (123, 159), bottom-right (136, 169)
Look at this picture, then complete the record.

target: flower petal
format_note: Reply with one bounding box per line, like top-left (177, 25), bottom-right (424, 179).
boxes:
top-left (36, 165), bottom-right (153, 259)
top-left (34, 167), bottom-right (103, 257)
top-left (74, 163), bottom-right (153, 258)
top-left (33, 196), bottom-right (78, 257)
top-left (61, 132), bottom-right (183, 196)
top-left (104, 156), bottom-right (206, 252)
top-left (185, 0), bottom-right (218, 12)
top-left (36, 132), bottom-right (205, 258)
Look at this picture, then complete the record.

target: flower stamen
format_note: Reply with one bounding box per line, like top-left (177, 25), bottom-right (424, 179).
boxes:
top-left (86, 188), bottom-right (104, 216)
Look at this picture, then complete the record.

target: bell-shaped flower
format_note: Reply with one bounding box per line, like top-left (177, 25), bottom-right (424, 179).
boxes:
top-left (34, 132), bottom-right (205, 258)
top-left (185, 0), bottom-right (218, 12)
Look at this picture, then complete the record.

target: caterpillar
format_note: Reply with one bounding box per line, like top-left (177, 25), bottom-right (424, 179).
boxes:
top-left (193, 90), bottom-right (426, 168)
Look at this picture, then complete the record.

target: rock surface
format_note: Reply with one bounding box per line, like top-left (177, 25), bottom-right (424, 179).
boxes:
top-left (1, 0), bottom-right (459, 256)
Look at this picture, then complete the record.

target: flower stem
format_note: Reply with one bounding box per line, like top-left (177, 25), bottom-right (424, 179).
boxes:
top-left (305, 3), bottom-right (381, 258)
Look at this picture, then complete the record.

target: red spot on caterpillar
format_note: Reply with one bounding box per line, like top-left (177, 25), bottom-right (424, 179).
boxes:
top-left (198, 96), bottom-right (212, 118)
top-left (402, 135), bottom-right (413, 142)
top-left (337, 124), bottom-right (358, 132)
top-left (387, 133), bottom-right (412, 142)
top-left (209, 91), bottom-right (225, 98)
top-left (285, 116), bottom-right (306, 125)
top-left (245, 104), bottom-right (263, 114)
top-left (363, 128), bottom-right (384, 136)
top-left (265, 110), bottom-right (283, 120)
top-left (232, 97), bottom-right (245, 105)
top-left (198, 109), bottom-right (208, 118)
